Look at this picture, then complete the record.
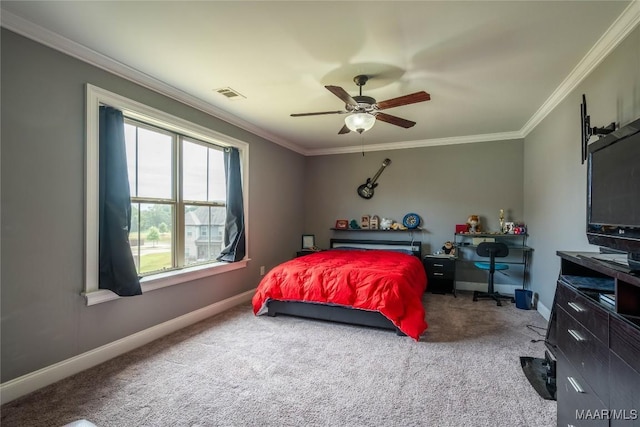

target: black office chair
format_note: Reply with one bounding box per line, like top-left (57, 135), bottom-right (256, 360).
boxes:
top-left (473, 242), bottom-right (515, 306)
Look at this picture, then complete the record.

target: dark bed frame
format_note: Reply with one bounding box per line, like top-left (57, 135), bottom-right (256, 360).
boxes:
top-left (266, 238), bottom-right (423, 336)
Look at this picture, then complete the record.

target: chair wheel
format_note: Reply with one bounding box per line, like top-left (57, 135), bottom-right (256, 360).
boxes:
top-left (511, 298), bottom-right (516, 303)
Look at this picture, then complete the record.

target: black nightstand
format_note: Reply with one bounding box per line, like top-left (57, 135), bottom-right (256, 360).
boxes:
top-left (296, 250), bottom-right (322, 257)
top-left (423, 255), bottom-right (457, 296)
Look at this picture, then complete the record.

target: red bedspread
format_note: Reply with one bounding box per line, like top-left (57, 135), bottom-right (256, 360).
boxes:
top-left (252, 249), bottom-right (428, 340)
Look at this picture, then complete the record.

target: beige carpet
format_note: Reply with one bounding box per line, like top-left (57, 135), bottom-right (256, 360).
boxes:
top-left (1, 292), bottom-right (555, 427)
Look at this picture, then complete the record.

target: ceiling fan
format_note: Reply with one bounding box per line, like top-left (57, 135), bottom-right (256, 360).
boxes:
top-left (291, 75), bottom-right (431, 134)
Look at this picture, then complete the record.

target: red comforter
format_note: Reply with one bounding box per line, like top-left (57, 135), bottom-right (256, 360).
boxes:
top-left (252, 249), bottom-right (428, 340)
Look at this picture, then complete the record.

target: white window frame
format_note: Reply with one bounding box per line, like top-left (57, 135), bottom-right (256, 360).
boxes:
top-left (84, 84), bottom-right (249, 306)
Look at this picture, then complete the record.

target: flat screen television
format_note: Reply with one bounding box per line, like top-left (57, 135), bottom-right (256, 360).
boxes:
top-left (586, 117), bottom-right (640, 271)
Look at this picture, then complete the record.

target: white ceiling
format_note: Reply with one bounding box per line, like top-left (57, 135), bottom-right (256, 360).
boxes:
top-left (2, 1), bottom-right (639, 155)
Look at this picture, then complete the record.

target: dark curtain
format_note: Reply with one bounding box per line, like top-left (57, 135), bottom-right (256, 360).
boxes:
top-left (99, 106), bottom-right (142, 296)
top-left (217, 147), bottom-right (246, 262)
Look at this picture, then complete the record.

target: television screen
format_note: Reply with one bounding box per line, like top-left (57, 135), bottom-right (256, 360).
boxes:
top-left (589, 132), bottom-right (640, 227)
top-left (587, 117), bottom-right (640, 269)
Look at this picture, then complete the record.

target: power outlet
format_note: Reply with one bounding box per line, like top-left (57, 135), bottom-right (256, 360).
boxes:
top-left (260, 266), bottom-right (265, 276)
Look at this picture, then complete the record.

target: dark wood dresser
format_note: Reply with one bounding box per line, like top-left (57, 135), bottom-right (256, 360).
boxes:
top-left (553, 252), bottom-right (640, 427)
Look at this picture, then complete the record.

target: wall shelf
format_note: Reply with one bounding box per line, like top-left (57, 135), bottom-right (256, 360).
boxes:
top-left (330, 228), bottom-right (422, 232)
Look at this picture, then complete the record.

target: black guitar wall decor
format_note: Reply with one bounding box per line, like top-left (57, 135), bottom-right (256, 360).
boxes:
top-left (357, 158), bottom-right (391, 199)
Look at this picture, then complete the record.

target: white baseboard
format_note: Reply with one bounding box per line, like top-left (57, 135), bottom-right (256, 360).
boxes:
top-left (456, 281), bottom-right (551, 320)
top-left (455, 281), bottom-right (518, 295)
top-left (0, 289), bottom-right (255, 405)
top-left (536, 299), bottom-right (551, 321)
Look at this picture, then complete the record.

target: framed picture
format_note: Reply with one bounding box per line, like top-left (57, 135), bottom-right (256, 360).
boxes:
top-left (302, 234), bottom-right (315, 249)
top-left (335, 219), bottom-right (349, 230)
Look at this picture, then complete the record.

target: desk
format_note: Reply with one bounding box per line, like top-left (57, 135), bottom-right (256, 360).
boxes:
top-left (454, 233), bottom-right (532, 290)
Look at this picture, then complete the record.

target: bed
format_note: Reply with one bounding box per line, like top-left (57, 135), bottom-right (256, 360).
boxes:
top-left (252, 239), bottom-right (428, 340)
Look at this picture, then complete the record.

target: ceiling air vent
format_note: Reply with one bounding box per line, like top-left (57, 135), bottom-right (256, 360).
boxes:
top-left (215, 87), bottom-right (245, 101)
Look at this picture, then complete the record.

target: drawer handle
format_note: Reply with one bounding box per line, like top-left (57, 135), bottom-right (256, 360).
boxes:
top-left (568, 329), bottom-right (586, 342)
top-left (567, 376), bottom-right (584, 393)
top-left (567, 302), bottom-right (585, 313)
top-left (434, 263), bottom-right (444, 267)
top-left (434, 272), bottom-right (444, 276)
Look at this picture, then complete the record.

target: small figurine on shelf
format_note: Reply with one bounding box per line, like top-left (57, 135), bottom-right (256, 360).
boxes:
top-left (499, 209), bottom-right (505, 234)
top-left (504, 221), bottom-right (515, 234)
top-left (514, 224), bottom-right (527, 235)
top-left (380, 218), bottom-right (394, 230)
top-left (442, 241), bottom-right (456, 256)
top-left (467, 215), bottom-right (481, 233)
top-left (370, 215), bottom-right (379, 230)
top-left (335, 219), bottom-right (349, 230)
top-left (349, 219), bottom-right (361, 229)
top-left (391, 222), bottom-right (407, 230)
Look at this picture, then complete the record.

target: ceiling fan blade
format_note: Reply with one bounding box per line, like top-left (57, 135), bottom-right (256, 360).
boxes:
top-left (376, 91), bottom-right (431, 110)
top-left (375, 112), bottom-right (416, 129)
top-left (325, 85), bottom-right (359, 107)
top-left (290, 110), bottom-right (346, 117)
top-left (338, 124), bottom-right (351, 134)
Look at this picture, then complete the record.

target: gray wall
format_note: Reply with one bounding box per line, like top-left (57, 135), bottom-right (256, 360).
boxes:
top-left (304, 141), bottom-right (525, 251)
top-left (1, 29), bottom-right (305, 382)
top-left (524, 26), bottom-right (640, 312)
top-left (303, 140), bottom-right (525, 286)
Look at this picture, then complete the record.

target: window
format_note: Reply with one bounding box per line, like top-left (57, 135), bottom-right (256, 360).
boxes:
top-left (85, 84), bottom-right (249, 305)
top-left (125, 120), bottom-right (227, 275)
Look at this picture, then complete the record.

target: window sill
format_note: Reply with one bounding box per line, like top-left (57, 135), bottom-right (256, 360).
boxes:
top-left (83, 259), bottom-right (249, 306)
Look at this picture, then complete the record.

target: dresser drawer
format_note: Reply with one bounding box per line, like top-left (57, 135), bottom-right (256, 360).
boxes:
top-left (557, 351), bottom-right (608, 427)
top-left (557, 307), bottom-right (609, 403)
top-left (557, 281), bottom-right (609, 344)
top-left (609, 314), bottom-right (640, 373)
top-left (609, 352), bottom-right (640, 427)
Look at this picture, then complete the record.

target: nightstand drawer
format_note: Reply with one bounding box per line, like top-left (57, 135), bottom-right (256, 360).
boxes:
top-left (428, 270), bottom-right (455, 281)
top-left (423, 257), bottom-right (456, 272)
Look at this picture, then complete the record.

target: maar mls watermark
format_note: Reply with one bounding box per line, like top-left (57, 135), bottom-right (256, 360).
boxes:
top-left (576, 409), bottom-right (638, 421)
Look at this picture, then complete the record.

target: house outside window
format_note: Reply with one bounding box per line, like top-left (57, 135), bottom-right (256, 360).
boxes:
top-left (186, 206), bottom-right (225, 264)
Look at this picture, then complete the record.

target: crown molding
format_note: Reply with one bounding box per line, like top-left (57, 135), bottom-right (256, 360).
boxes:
top-left (3, 3), bottom-right (639, 157)
top-left (305, 130), bottom-right (525, 156)
top-left (0, 10), bottom-right (307, 156)
top-left (520, 0), bottom-right (640, 136)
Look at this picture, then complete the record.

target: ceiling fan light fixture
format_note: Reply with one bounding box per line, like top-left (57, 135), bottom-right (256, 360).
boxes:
top-left (345, 112), bottom-right (375, 134)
